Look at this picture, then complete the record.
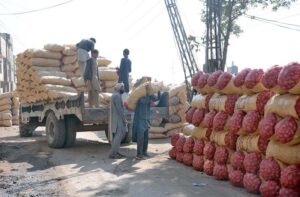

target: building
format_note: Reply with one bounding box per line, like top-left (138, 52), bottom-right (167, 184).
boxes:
top-left (0, 33), bottom-right (16, 93)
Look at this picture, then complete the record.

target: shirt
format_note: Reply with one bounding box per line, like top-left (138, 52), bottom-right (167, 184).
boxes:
top-left (76, 39), bottom-right (95, 52)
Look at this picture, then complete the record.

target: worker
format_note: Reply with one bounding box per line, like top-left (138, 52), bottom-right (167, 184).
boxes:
top-left (84, 49), bottom-right (100, 107)
top-left (118, 48), bottom-right (131, 101)
top-left (132, 82), bottom-right (160, 160)
top-left (109, 83), bottom-right (127, 159)
top-left (76, 38), bottom-right (96, 76)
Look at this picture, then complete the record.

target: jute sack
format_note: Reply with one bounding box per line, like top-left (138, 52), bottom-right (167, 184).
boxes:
top-left (44, 44), bottom-right (64, 52)
top-left (127, 82), bottom-right (159, 110)
top-left (0, 98), bottom-right (12, 106)
top-left (33, 66), bottom-right (61, 72)
top-left (0, 104), bottom-right (11, 112)
top-left (219, 77), bottom-right (243, 95)
top-left (26, 58), bottom-right (61, 67)
top-left (0, 113), bottom-right (12, 121)
top-left (169, 104), bottom-right (185, 115)
top-left (97, 59), bottom-right (112, 67)
top-left (177, 91), bottom-right (186, 104)
top-left (63, 56), bottom-right (77, 65)
top-left (265, 94), bottom-right (300, 119)
top-left (208, 94), bottom-right (227, 112)
top-left (149, 127), bottom-right (167, 134)
top-left (0, 92), bottom-right (13, 100)
top-left (151, 117), bottom-right (163, 127)
top-left (0, 119), bottom-right (12, 127)
top-left (149, 133), bottom-right (167, 139)
top-left (11, 108), bottom-right (19, 116)
top-left (191, 94), bottom-right (211, 109)
top-left (169, 96), bottom-right (180, 106)
top-left (62, 46), bottom-right (77, 56)
top-left (271, 121), bottom-right (300, 146)
top-left (101, 80), bottom-right (117, 88)
top-left (44, 84), bottom-right (77, 93)
top-left (12, 119), bottom-right (19, 125)
top-left (235, 94), bottom-right (259, 112)
top-left (98, 69), bottom-right (118, 81)
top-left (47, 90), bottom-right (78, 99)
top-left (37, 71), bottom-right (67, 78)
top-left (182, 124), bottom-right (195, 136)
top-left (24, 49), bottom-right (62, 59)
top-left (12, 115), bottom-right (19, 121)
top-left (71, 77), bottom-right (85, 88)
top-left (65, 72), bottom-right (76, 79)
top-left (166, 128), bottom-right (181, 137)
top-left (191, 126), bottom-right (211, 141)
top-left (169, 114), bottom-right (182, 123)
top-left (266, 140), bottom-right (300, 165)
top-left (236, 135), bottom-right (260, 153)
top-left (0, 110), bottom-right (11, 114)
top-left (210, 130), bottom-right (228, 147)
top-left (62, 63), bottom-right (78, 72)
top-left (169, 84), bottom-right (186, 98)
top-left (40, 76), bottom-right (72, 86)
top-left (99, 93), bottom-right (112, 105)
top-left (246, 82), bottom-right (267, 94)
top-left (165, 122), bottom-right (184, 131)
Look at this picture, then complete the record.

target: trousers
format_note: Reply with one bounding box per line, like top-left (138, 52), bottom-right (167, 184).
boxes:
top-left (110, 129), bottom-right (126, 156)
top-left (137, 129), bottom-right (149, 157)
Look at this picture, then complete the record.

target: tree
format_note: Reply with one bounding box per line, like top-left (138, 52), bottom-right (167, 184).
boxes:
top-left (200, 0), bottom-right (297, 71)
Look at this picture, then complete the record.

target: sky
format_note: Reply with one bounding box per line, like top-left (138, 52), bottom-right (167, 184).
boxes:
top-left (0, 0), bottom-right (300, 85)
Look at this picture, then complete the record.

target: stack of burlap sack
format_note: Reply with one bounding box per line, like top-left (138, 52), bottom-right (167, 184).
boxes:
top-left (98, 67), bottom-right (118, 93)
top-left (148, 84), bottom-right (187, 139)
top-left (16, 44), bottom-right (80, 104)
top-left (0, 92), bottom-right (20, 127)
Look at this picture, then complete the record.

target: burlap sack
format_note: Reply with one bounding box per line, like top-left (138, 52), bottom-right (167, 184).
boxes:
top-left (271, 121), bottom-right (300, 146)
top-left (220, 77), bottom-right (243, 95)
top-left (99, 69), bottom-right (118, 81)
top-left (37, 70), bottom-right (67, 78)
top-left (265, 94), bottom-right (299, 119)
top-left (26, 58), bottom-right (61, 67)
top-left (24, 49), bottom-right (62, 59)
top-left (177, 91), bottom-right (186, 104)
top-left (104, 87), bottom-right (115, 93)
top-left (11, 108), bottom-right (19, 116)
top-left (169, 96), bottom-right (180, 106)
top-left (197, 85), bottom-right (214, 95)
top-left (71, 77), bottom-right (85, 88)
top-left (169, 84), bottom-right (186, 98)
top-left (40, 76), bottom-right (72, 86)
top-left (169, 114), bottom-right (181, 123)
top-left (12, 115), bottom-right (19, 121)
top-left (191, 126), bottom-right (211, 141)
top-left (44, 44), bottom-right (64, 52)
top-left (0, 113), bottom-right (12, 121)
top-left (62, 63), bottom-right (78, 72)
top-left (169, 104), bottom-right (185, 115)
top-left (248, 82), bottom-right (267, 93)
top-left (65, 72), bottom-right (76, 79)
top-left (127, 82), bottom-right (159, 110)
top-left (149, 133), bottom-right (168, 139)
top-left (47, 90), bottom-right (78, 99)
top-left (210, 131), bottom-right (227, 147)
top-left (0, 92), bottom-right (13, 100)
top-left (99, 93), bottom-right (112, 105)
top-left (191, 94), bottom-right (207, 109)
top-left (0, 104), bottom-right (11, 112)
top-left (209, 94), bottom-right (235, 113)
top-left (236, 135), bottom-right (260, 153)
top-left (101, 80), bottom-right (117, 88)
top-left (0, 98), bottom-right (12, 106)
top-left (97, 59), bottom-right (112, 67)
top-left (12, 119), bottom-right (19, 125)
top-left (75, 68), bottom-right (81, 77)
top-left (235, 94), bottom-right (259, 112)
top-left (33, 66), bottom-right (61, 72)
top-left (149, 127), bottom-right (167, 134)
top-left (266, 140), bottom-right (300, 165)
top-left (165, 122), bottom-right (184, 131)
top-left (0, 119), bottom-right (12, 127)
top-left (44, 84), bottom-right (77, 93)
top-left (63, 56), bottom-right (77, 65)
top-left (182, 124), bottom-right (195, 136)
top-left (166, 128), bottom-right (181, 137)
top-left (62, 46), bottom-right (77, 56)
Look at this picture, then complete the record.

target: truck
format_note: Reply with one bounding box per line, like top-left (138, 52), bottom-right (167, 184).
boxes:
top-left (19, 92), bottom-right (169, 148)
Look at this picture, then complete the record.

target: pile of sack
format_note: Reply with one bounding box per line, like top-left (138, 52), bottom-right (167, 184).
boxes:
top-left (0, 92), bottom-right (20, 127)
top-left (16, 44), bottom-right (78, 104)
top-left (99, 67), bottom-right (118, 93)
top-left (170, 65), bottom-right (300, 196)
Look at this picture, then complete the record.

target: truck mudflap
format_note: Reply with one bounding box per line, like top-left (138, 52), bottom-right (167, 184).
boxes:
top-left (20, 95), bottom-right (82, 124)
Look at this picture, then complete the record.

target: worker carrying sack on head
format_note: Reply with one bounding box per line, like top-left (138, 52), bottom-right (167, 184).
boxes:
top-left (84, 49), bottom-right (101, 107)
top-left (117, 48), bottom-right (132, 102)
top-left (76, 38), bottom-right (96, 76)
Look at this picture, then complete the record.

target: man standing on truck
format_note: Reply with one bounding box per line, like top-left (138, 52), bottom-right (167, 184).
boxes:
top-left (76, 38), bottom-right (96, 76)
top-left (109, 83), bottom-right (127, 159)
top-left (84, 49), bottom-right (101, 107)
top-left (132, 82), bottom-right (160, 160)
top-left (118, 49), bottom-right (131, 101)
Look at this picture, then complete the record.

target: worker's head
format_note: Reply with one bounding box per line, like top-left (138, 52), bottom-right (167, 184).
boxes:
top-left (90, 38), bottom-right (96, 43)
top-left (115, 83), bottom-right (125, 94)
top-left (123, 48), bottom-right (130, 57)
top-left (91, 49), bottom-right (99, 58)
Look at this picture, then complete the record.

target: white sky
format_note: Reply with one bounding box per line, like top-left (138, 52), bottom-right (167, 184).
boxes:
top-left (0, 0), bottom-right (300, 84)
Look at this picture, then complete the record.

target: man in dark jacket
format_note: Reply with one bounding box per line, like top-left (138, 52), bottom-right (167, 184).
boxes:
top-left (77, 38), bottom-right (96, 76)
top-left (118, 49), bottom-right (131, 101)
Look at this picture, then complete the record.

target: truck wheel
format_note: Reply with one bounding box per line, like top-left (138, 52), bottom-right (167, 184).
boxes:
top-left (19, 122), bottom-right (38, 137)
top-left (46, 112), bottom-right (66, 148)
top-left (64, 117), bottom-right (77, 148)
top-left (122, 123), bottom-right (132, 144)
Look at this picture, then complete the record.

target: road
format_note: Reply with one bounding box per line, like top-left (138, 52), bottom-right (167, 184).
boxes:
top-left (0, 126), bottom-right (256, 197)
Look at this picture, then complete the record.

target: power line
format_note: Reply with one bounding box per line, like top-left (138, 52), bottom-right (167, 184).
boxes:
top-left (0, 0), bottom-right (74, 15)
top-left (245, 14), bottom-right (300, 28)
top-left (117, 0), bottom-right (147, 24)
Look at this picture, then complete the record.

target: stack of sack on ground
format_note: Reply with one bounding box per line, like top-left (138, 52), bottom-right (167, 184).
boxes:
top-left (0, 92), bottom-right (20, 127)
top-left (16, 44), bottom-right (78, 104)
top-left (169, 65), bottom-right (300, 196)
top-left (149, 84), bottom-right (187, 139)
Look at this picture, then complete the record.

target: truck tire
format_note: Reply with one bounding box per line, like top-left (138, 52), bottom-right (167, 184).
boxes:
top-left (19, 122), bottom-right (38, 137)
top-left (64, 117), bottom-right (77, 148)
top-left (122, 123), bottom-right (132, 144)
top-left (46, 112), bottom-right (66, 148)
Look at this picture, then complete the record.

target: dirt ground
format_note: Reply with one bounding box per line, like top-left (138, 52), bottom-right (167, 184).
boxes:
top-left (0, 126), bottom-right (256, 197)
